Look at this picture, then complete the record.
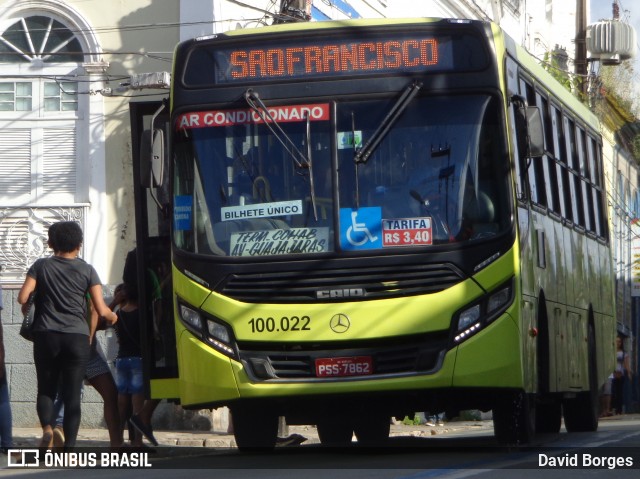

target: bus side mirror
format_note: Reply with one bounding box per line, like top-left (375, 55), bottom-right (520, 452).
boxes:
top-left (140, 129), bottom-right (165, 187)
top-left (525, 106), bottom-right (545, 158)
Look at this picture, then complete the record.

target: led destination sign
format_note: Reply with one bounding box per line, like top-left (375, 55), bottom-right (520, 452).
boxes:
top-left (226, 38), bottom-right (442, 80)
top-left (183, 31), bottom-right (489, 85)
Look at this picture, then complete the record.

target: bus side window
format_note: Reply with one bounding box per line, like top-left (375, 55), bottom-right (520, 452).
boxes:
top-left (513, 102), bottom-right (530, 197)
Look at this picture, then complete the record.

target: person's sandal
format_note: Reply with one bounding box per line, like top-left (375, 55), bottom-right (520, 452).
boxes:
top-left (53, 426), bottom-right (65, 449)
top-left (276, 433), bottom-right (307, 446)
top-left (39, 431), bottom-right (53, 449)
top-left (129, 415), bottom-right (159, 447)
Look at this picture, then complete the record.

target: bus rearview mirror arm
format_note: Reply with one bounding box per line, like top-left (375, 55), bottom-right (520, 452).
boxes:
top-left (140, 102), bottom-right (167, 213)
top-left (510, 95), bottom-right (545, 159)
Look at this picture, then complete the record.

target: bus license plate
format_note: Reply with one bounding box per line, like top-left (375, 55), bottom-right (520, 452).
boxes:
top-left (315, 356), bottom-right (373, 377)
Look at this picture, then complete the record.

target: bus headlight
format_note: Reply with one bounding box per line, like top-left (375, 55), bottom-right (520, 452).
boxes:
top-left (458, 304), bottom-right (480, 330)
top-left (453, 278), bottom-right (514, 344)
top-left (205, 319), bottom-right (236, 357)
top-left (487, 284), bottom-right (512, 319)
top-left (179, 304), bottom-right (202, 331)
top-left (178, 300), bottom-right (237, 358)
top-left (207, 320), bottom-right (230, 343)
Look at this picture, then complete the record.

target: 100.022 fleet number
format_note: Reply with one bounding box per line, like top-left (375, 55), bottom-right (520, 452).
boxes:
top-left (248, 316), bottom-right (311, 333)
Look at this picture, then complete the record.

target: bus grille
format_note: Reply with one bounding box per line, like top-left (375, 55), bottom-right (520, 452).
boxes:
top-left (239, 334), bottom-right (448, 380)
top-left (218, 263), bottom-right (464, 303)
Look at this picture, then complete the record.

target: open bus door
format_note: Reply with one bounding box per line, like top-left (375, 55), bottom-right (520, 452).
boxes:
top-left (129, 101), bottom-right (178, 400)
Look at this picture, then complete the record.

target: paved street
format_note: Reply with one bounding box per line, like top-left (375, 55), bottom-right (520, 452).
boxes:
top-left (2, 415), bottom-right (640, 478)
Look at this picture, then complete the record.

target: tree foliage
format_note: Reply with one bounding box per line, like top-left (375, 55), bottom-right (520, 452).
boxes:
top-left (542, 48), bottom-right (581, 94)
top-left (594, 62), bottom-right (640, 162)
top-left (599, 62), bottom-right (639, 118)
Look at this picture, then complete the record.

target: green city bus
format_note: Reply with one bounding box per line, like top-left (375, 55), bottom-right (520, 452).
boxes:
top-left (130, 17), bottom-right (616, 449)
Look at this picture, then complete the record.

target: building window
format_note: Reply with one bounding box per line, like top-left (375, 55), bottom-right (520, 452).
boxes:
top-left (0, 82), bottom-right (32, 111)
top-left (0, 12), bottom-right (82, 209)
top-left (0, 10), bottom-right (94, 284)
top-left (0, 15), bottom-right (84, 63)
top-left (0, 81), bottom-right (77, 114)
top-left (44, 81), bottom-right (78, 111)
top-left (504, 0), bottom-right (521, 15)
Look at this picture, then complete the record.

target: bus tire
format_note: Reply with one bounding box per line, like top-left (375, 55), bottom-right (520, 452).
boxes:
top-left (493, 391), bottom-right (535, 445)
top-left (231, 406), bottom-right (278, 451)
top-left (317, 415), bottom-right (354, 447)
top-left (353, 414), bottom-right (391, 446)
top-left (562, 322), bottom-right (599, 432)
top-left (535, 399), bottom-right (561, 434)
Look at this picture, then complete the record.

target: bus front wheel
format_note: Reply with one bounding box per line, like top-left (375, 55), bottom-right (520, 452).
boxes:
top-left (231, 406), bottom-right (278, 451)
top-left (535, 398), bottom-right (562, 434)
top-left (317, 415), bottom-right (354, 447)
top-left (353, 414), bottom-right (390, 446)
top-left (493, 391), bottom-right (535, 445)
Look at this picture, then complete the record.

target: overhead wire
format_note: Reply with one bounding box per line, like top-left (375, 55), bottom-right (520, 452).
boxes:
top-left (0, 2), bottom-right (289, 97)
top-left (0, 4), bottom-right (278, 95)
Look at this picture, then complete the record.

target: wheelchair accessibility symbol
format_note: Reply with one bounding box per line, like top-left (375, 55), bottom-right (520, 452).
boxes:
top-left (340, 207), bottom-right (382, 250)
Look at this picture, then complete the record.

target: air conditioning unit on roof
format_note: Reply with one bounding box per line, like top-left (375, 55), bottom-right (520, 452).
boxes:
top-left (587, 20), bottom-right (637, 65)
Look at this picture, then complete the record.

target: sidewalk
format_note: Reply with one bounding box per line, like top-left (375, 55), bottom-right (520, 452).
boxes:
top-left (8, 415), bottom-right (634, 452)
top-left (10, 420), bottom-right (496, 449)
top-left (11, 414), bottom-right (635, 450)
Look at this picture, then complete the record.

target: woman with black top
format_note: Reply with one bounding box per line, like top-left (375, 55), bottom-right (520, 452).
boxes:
top-left (17, 221), bottom-right (118, 450)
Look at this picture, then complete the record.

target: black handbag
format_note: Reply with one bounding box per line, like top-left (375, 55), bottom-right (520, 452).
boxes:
top-left (19, 293), bottom-right (36, 342)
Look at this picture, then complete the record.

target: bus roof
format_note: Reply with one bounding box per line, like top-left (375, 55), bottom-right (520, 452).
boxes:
top-left (177, 17), bottom-right (598, 131)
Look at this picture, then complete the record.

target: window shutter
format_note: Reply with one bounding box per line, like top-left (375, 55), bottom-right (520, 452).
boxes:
top-left (43, 127), bottom-right (76, 198)
top-left (0, 128), bottom-right (31, 202)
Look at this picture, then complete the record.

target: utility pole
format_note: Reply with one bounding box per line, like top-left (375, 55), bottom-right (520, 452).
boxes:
top-left (575, 0), bottom-right (588, 96)
top-left (276, 0), bottom-right (312, 23)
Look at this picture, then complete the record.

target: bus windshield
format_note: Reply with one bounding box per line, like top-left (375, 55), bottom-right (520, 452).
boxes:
top-left (172, 94), bottom-right (511, 257)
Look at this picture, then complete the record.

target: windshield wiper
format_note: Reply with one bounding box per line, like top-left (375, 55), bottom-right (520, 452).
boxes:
top-left (305, 113), bottom-right (318, 221)
top-left (354, 80), bottom-right (422, 164)
top-left (244, 89), bottom-right (318, 220)
top-left (244, 89), bottom-right (310, 168)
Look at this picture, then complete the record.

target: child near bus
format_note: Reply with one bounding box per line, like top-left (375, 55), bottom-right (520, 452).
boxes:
top-left (113, 283), bottom-right (145, 448)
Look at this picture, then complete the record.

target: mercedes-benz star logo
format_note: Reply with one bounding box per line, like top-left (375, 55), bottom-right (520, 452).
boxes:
top-left (330, 314), bottom-right (350, 333)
